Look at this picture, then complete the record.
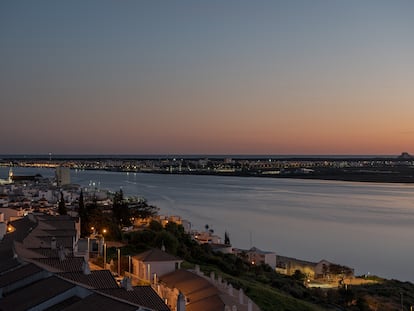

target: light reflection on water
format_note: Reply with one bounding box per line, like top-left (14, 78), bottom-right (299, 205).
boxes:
top-left (2, 167), bottom-right (414, 282)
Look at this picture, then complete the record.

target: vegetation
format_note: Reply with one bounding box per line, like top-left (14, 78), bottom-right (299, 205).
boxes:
top-left (80, 194), bottom-right (414, 310)
top-left (58, 191), bottom-right (67, 215)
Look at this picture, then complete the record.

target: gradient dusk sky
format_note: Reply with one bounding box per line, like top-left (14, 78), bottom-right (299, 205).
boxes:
top-left (1, 1), bottom-right (414, 155)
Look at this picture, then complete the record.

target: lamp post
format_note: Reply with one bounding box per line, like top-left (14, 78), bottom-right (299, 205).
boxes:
top-left (103, 243), bottom-right (107, 269)
top-left (117, 248), bottom-right (121, 276)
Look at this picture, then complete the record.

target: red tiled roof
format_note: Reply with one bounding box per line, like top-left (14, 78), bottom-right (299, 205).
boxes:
top-left (98, 286), bottom-right (170, 311)
top-left (62, 293), bottom-right (137, 311)
top-left (38, 229), bottom-right (77, 237)
top-left (0, 276), bottom-right (75, 311)
top-left (32, 257), bottom-right (84, 272)
top-left (0, 263), bottom-right (44, 287)
top-left (0, 216), bottom-right (36, 273)
top-left (133, 248), bottom-right (182, 263)
top-left (160, 270), bottom-right (224, 311)
top-left (58, 270), bottom-right (119, 289)
top-left (27, 247), bottom-right (74, 258)
top-left (38, 236), bottom-right (74, 248)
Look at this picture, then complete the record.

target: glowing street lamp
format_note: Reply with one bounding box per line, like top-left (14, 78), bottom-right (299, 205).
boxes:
top-left (103, 243), bottom-right (107, 269)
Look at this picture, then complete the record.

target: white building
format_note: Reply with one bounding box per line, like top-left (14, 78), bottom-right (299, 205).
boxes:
top-left (131, 248), bottom-right (182, 283)
top-left (245, 247), bottom-right (277, 269)
top-left (56, 166), bottom-right (71, 186)
top-left (0, 207), bottom-right (26, 222)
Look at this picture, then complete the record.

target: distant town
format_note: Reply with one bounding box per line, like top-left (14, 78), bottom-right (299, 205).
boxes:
top-left (2, 160), bottom-right (414, 310)
top-left (1, 152), bottom-right (414, 183)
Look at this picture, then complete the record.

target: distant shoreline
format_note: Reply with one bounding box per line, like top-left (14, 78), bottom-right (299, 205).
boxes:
top-left (1, 154), bottom-right (414, 184)
top-left (130, 169), bottom-right (414, 184)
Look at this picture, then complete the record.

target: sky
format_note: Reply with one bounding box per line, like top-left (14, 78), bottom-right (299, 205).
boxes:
top-left (1, 0), bottom-right (414, 155)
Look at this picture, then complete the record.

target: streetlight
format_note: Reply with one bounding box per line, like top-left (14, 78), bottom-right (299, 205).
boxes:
top-left (102, 228), bottom-right (107, 245)
top-left (117, 248), bottom-right (121, 276)
top-left (103, 243), bottom-right (107, 269)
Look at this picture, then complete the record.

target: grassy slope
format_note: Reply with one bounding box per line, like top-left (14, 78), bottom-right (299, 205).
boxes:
top-left (198, 264), bottom-right (326, 311)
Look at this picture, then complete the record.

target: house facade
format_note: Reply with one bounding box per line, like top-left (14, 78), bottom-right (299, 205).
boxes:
top-left (131, 248), bottom-right (182, 283)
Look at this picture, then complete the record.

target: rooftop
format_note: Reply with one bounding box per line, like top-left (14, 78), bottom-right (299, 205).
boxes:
top-left (58, 270), bottom-right (119, 289)
top-left (99, 286), bottom-right (170, 311)
top-left (133, 248), bottom-right (182, 263)
top-left (0, 276), bottom-right (75, 311)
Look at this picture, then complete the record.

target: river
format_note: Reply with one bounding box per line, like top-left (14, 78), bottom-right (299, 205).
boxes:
top-left (2, 167), bottom-right (414, 282)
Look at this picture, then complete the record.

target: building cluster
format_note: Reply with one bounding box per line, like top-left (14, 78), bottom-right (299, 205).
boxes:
top-left (0, 214), bottom-right (171, 311)
top-left (0, 167), bottom-right (82, 238)
top-left (1, 212), bottom-right (261, 311)
top-left (0, 169), bottom-right (261, 311)
top-left (231, 247), bottom-right (354, 287)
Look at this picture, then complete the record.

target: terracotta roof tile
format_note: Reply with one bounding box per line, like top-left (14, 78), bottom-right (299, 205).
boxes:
top-left (32, 257), bottom-right (84, 272)
top-left (58, 270), bottom-right (119, 289)
top-left (0, 276), bottom-right (75, 311)
top-left (99, 286), bottom-right (170, 311)
top-left (0, 263), bottom-right (43, 287)
top-left (61, 293), bottom-right (137, 311)
top-left (133, 248), bottom-right (182, 263)
top-left (27, 247), bottom-right (74, 258)
top-left (0, 216), bottom-right (36, 273)
top-left (160, 270), bottom-right (224, 311)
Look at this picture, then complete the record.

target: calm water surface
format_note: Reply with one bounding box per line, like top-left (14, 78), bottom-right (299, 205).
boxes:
top-left (2, 167), bottom-right (414, 282)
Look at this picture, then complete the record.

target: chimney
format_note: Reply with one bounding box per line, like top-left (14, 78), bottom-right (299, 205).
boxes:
top-left (82, 258), bottom-right (91, 275)
top-left (177, 292), bottom-right (186, 311)
top-left (51, 237), bottom-right (57, 249)
top-left (58, 245), bottom-right (66, 261)
top-left (228, 284), bottom-right (233, 296)
top-left (248, 299), bottom-right (253, 311)
top-left (239, 288), bottom-right (244, 304)
top-left (121, 277), bottom-right (133, 291)
top-left (210, 271), bottom-right (215, 282)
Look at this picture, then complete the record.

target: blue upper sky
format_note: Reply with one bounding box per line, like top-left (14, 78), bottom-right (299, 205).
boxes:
top-left (1, 1), bottom-right (414, 155)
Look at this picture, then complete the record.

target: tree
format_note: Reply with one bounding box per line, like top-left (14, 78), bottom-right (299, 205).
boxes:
top-left (292, 269), bottom-right (306, 282)
top-left (78, 190), bottom-right (90, 237)
top-left (58, 192), bottom-right (67, 215)
top-left (128, 199), bottom-right (158, 219)
top-left (154, 231), bottom-right (179, 255)
top-left (112, 189), bottom-right (131, 226)
top-left (149, 220), bottom-right (163, 232)
top-left (224, 231), bottom-right (231, 245)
